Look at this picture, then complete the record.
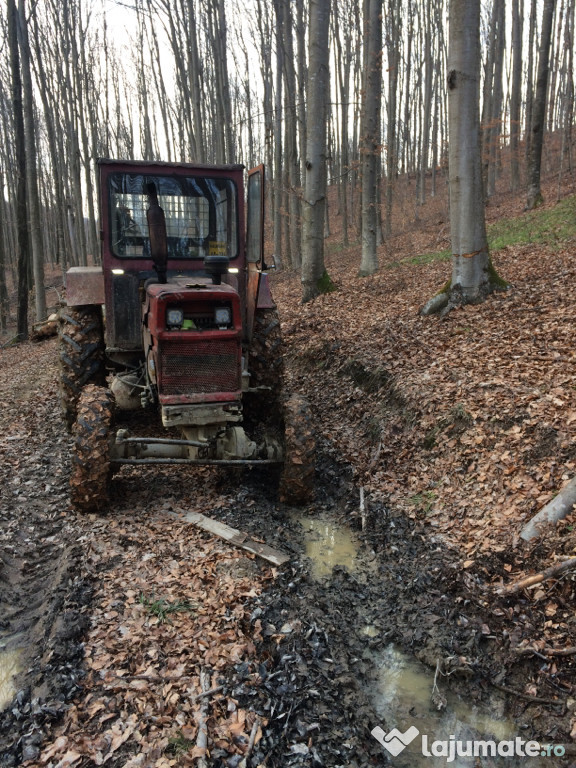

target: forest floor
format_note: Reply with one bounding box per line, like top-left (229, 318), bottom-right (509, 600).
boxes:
top-left (1, 178), bottom-right (576, 767)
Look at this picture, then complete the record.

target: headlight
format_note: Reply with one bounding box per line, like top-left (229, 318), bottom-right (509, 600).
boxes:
top-left (214, 307), bottom-right (232, 326)
top-left (166, 307), bottom-right (184, 328)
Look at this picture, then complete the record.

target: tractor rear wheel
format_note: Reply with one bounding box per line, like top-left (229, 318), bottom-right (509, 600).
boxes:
top-left (246, 308), bottom-right (284, 423)
top-left (279, 394), bottom-right (316, 505)
top-left (70, 384), bottom-right (113, 513)
top-left (59, 305), bottom-right (105, 432)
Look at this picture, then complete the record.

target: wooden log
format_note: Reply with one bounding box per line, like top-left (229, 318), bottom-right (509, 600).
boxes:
top-left (31, 313), bottom-right (58, 341)
top-left (181, 510), bottom-right (290, 566)
top-left (496, 556), bottom-right (576, 596)
top-left (196, 669), bottom-right (211, 768)
top-left (520, 476), bottom-right (576, 541)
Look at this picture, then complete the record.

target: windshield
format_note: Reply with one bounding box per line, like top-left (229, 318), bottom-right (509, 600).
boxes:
top-left (109, 173), bottom-right (238, 260)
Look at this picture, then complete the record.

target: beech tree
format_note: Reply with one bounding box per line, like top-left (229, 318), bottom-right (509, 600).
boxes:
top-left (17, 0), bottom-right (46, 321)
top-left (526, 0), bottom-right (557, 209)
top-left (358, 0), bottom-right (383, 277)
top-left (422, 0), bottom-right (505, 316)
top-left (8, 0), bottom-right (29, 340)
top-left (510, 0), bottom-right (523, 191)
top-left (301, 0), bottom-right (333, 303)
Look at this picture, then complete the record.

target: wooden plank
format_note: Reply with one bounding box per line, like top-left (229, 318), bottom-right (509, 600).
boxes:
top-left (182, 510), bottom-right (290, 566)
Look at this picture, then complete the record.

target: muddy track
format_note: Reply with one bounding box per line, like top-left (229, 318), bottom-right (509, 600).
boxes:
top-left (0, 339), bottom-right (572, 767)
top-left (0, 340), bottom-right (90, 765)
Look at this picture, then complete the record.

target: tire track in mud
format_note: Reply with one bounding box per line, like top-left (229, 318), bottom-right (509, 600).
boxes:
top-left (0, 340), bottom-right (90, 766)
top-left (0, 339), bottom-right (569, 766)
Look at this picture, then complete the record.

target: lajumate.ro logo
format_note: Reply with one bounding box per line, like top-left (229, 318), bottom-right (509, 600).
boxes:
top-left (371, 724), bottom-right (566, 762)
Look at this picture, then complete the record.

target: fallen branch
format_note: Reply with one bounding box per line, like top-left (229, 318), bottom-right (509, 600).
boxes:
top-left (496, 557), bottom-right (576, 596)
top-left (247, 717), bottom-right (261, 752)
top-left (196, 669), bottom-right (211, 768)
top-left (103, 673), bottom-right (225, 700)
top-left (490, 681), bottom-right (565, 707)
top-left (0, 336), bottom-right (20, 349)
top-left (520, 476), bottom-right (576, 541)
top-left (516, 646), bottom-right (576, 658)
top-left (193, 684), bottom-right (225, 703)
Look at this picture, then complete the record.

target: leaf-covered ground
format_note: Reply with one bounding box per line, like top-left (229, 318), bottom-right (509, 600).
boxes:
top-left (1, 181), bottom-right (576, 765)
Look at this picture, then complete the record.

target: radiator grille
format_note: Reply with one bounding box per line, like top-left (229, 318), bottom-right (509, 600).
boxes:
top-left (159, 339), bottom-right (240, 395)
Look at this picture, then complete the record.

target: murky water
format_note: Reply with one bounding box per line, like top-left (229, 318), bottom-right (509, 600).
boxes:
top-left (369, 644), bottom-right (558, 767)
top-left (0, 643), bottom-right (22, 711)
top-left (296, 516), bottom-right (563, 765)
top-left (297, 516), bottom-right (362, 579)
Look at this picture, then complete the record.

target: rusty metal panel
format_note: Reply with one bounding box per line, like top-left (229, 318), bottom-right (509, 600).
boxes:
top-left (256, 273), bottom-right (276, 310)
top-left (65, 267), bottom-right (105, 307)
top-left (108, 272), bottom-right (143, 349)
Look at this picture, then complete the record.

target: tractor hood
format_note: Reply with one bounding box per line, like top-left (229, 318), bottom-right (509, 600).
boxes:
top-left (146, 275), bottom-right (239, 300)
top-left (144, 277), bottom-right (242, 340)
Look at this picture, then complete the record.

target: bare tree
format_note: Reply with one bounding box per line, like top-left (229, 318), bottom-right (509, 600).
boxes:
top-left (301, 0), bottom-right (334, 302)
top-left (282, 0), bottom-right (302, 269)
top-left (384, 0), bottom-right (401, 236)
top-left (333, 0), bottom-right (354, 246)
top-left (510, 0), bottom-right (523, 191)
top-left (358, 0), bottom-right (383, 277)
top-left (422, 0), bottom-right (505, 315)
top-left (481, 0), bottom-right (505, 198)
top-left (17, 0), bottom-right (46, 321)
top-left (8, 0), bottom-right (29, 340)
top-left (273, 0), bottom-right (284, 266)
top-left (526, 0), bottom-right (556, 209)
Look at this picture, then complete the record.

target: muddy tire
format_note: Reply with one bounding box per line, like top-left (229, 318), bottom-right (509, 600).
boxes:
top-left (59, 305), bottom-right (105, 432)
top-left (279, 394), bottom-right (316, 505)
top-left (70, 384), bottom-right (113, 513)
top-left (246, 308), bottom-right (284, 424)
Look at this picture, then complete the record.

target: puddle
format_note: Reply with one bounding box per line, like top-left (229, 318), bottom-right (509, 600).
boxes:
top-left (369, 645), bottom-right (556, 767)
top-left (0, 644), bottom-right (22, 711)
top-left (297, 516), bottom-right (362, 579)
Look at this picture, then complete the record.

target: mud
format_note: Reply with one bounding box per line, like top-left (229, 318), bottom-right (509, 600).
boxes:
top-left (0, 340), bottom-right (94, 765)
top-left (0, 338), bottom-right (573, 766)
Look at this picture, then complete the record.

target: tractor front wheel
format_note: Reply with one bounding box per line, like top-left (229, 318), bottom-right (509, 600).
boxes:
top-left (59, 305), bottom-right (105, 432)
top-left (70, 384), bottom-right (114, 513)
top-left (279, 394), bottom-right (316, 505)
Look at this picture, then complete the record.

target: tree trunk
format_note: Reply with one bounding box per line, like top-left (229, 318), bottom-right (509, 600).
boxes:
top-left (0, 173), bottom-right (9, 330)
top-left (301, 0), bottom-right (333, 303)
top-left (482, 0), bottom-right (505, 198)
top-left (358, 0), bottom-right (383, 277)
top-left (526, 0), bottom-right (556, 209)
top-left (8, 0), bottom-right (30, 340)
top-left (448, 0), bottom-right (491, 302)
top-left (384, 0), bottom-right (400, 236)
top-left (422, 0), bottom-right (505, 315)
top-left (524, 0), bottom-right (538, 166)
top-left (418, 1), bottom-right (433, 207)
top-left (273, 0), bottom-right (284, 268)
top-left (510, 0), bottom-right (523, 191)
top-left (282, 0), bottom-right (302, 269)
top-left (333, 0), bottom-right (352, 246)
top-left (17, 0), bottom-right (46, 321)
top-left (295, 0), bottom-right (307, 188)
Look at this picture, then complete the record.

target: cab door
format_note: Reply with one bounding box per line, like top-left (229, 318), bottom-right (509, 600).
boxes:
top-left (245, 165), bottom-right (266, 342)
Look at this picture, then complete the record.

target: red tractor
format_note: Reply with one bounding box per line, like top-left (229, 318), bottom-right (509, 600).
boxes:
top-left (59, 159), bottom-right (314, 511)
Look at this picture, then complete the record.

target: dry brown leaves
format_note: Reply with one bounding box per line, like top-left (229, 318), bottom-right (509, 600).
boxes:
top-left (37, 512), bottom-right (273, 767)
top-left (273, 205), bottom-right (576, 561)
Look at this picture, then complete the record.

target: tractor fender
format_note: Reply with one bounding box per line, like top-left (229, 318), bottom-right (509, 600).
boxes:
top-left (256, 272), bottom-right (276, 310)
top-left (65, 266), bottom-right (105, 307)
